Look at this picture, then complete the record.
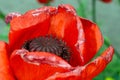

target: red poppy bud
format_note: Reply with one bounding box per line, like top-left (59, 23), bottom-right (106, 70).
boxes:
top-left (100, 0), bottom-right (112, 3)
top-left (37, 0), bottom-right (53, 4)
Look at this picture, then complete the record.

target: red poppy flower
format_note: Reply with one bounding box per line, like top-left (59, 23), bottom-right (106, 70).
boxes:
top-left (37, 0), bottom-right (53, 4)
top-left (0, 4), bottom-right (114, 80)
top-left (100, 0), bottom-right (112, 3)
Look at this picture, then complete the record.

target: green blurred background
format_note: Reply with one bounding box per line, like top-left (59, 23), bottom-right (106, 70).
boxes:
top-left (0, 0), bottom-right (120, 80)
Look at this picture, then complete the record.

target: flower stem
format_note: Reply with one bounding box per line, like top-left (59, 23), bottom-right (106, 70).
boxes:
top-left (0, 10), bottom-right (5, 21)
top-left (44, 2), bottom-right (50, 6)
top-left (92, 0), bottom-right (96, 23)
top-left (77, 0), bottom-right (87, 18)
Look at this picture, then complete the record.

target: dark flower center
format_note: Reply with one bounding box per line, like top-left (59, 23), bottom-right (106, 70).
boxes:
top-left (22, 35), bottom-right (71, 62)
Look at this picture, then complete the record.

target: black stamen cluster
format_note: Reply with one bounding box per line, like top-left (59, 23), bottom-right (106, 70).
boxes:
top-left (22, 35), bottom-right (71, 62)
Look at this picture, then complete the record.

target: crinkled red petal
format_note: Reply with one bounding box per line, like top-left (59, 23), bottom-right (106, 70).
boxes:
top-left (0, 41), bottom-right (15, 80)
top-left (48, 4), bottom-right (85, 66)
top-left (9, 7), bottom-right (57, 54)
top-left (48, 4), bottom-right (103, 66)
top-left (10, 49), bottom-right (72, 80)
top-left (80, 17), bottom-right (104, 65)
top-left (46, 46), bottom-right (114, 80)
top-left (81, 46), bottom-right (114, 79)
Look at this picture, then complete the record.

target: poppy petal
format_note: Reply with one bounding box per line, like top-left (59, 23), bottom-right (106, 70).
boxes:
top-left (48, 4), bottom-right (77, 39)
top-left (46, 46), bottom-right (114, 80)
top-left (10, 49), bottom-right (72, 80)
top-left (0, 41), bottom-right (15, 80)
top-left (80, 46), bottom-right (114, 79)
top-left (48, 4), bottom-right (85, 66)
top-left (79, 17), bottom-right (104, 65)
top-left (48, 4), bottom-right (103, 66)
top-left (9, 6), bottom-right (57, 54)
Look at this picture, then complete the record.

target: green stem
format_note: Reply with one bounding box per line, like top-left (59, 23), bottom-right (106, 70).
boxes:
top-left (43, 1), bottom-right (50, 6)
top-left (119, 0), bottom-right (120, 4)
top-left (0, 10), bottom-right (5, 21)
top-left (77, 0), bottom-right (87, 18)
top-left (92, 0), bottom-right (96, 22)
top-left (40, 1), bottom-right (51, 6)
